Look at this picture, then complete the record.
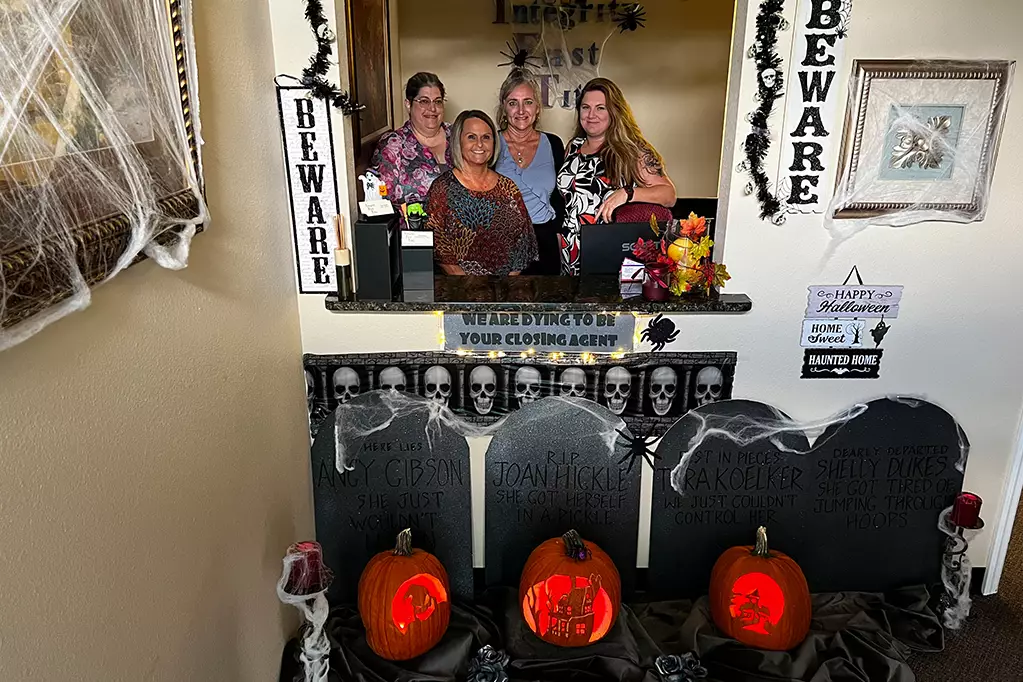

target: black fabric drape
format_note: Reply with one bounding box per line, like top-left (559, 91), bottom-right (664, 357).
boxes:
top-left (280, 587), bottom-right (944, 682)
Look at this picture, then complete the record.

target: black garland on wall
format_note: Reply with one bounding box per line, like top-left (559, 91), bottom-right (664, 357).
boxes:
top-left (739, 0), bottom-right (788, 222)
top-left (302, 0), bottom-right (364, 115)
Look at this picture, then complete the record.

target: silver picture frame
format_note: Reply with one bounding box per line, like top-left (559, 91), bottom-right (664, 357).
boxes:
top-left (832, 60), bottom-right (1014, 221)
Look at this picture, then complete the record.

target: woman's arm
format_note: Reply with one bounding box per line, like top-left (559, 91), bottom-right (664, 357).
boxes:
top-left (596, 151), bottom-right (677, 222)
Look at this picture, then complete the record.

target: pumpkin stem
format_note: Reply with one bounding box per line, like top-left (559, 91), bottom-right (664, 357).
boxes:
top-left (562, 529), bottom-right (590, 561)
top-left (752, 526), bottom-right (770, 558)
top-left (393, 528), bottom-right (414, 557)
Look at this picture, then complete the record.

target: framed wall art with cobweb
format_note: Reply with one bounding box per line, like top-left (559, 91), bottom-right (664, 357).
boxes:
top-left (0, 0), bottom-right (206, 349)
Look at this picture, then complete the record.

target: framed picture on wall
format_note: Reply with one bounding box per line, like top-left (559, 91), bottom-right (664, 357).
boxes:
top-left (831, 60), bottom-right (1014, 223)
top-left (346, 0), bottom-right (394, 173)
top-left (0, 0), bottom-right (203, 331)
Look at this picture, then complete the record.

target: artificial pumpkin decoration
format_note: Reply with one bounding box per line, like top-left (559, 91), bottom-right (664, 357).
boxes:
top-left (709, 526), bottom-right (811, 651)
top-left (519, 529), bottom-right (621, 647)
top-left (358, 528), bottom-right (450, 661)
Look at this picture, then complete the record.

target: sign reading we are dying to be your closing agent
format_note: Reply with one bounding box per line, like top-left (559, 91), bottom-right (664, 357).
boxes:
top-left (443, 312), bottom-right (636, 354)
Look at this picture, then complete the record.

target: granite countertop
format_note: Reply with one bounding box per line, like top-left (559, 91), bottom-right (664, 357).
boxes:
top-left (325, 275), bottom-right (752, 313)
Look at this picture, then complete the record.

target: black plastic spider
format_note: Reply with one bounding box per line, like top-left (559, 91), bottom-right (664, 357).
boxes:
top-left (640, 314), bottom-right (679, 351)
top-left (498, 39), bottom-right (542, 70)
top-left (614, 3), bottom-right (647, 33)
top-left (616, 425), bottom-right (661, 474)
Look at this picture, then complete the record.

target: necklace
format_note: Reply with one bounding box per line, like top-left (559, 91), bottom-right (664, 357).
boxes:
top-left (506, 131), bottom-right (539, 167)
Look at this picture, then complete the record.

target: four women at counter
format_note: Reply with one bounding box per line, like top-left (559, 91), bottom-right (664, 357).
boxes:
top-left (369, 71), bottom-right (676, 276)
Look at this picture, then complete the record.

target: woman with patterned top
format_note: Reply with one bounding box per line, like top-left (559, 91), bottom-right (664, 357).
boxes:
top-left (557, 78), bottom-right (677, 275)
top-left (426, 110), bottom-right (537, 276)
top-left (369, 72), bottom-right (453, 206)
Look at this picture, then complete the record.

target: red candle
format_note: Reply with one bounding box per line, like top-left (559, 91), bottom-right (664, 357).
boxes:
top-left (643, 264), bottom-right (671, 302)
top-left (284, 541), bottom-right (333, 596)
top-left (950, 492), bottom-right (982, 528)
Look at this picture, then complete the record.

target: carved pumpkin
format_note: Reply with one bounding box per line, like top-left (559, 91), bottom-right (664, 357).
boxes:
top-left (709, 526), bottom-right (811, 651)
top-left (519, 530), bottom-right (621, 647)
top-left (358, 529), bottom-right (450, 660)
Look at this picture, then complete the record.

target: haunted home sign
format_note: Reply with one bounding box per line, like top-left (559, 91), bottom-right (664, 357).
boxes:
top-left (277, 86), bottom-right (341, 293)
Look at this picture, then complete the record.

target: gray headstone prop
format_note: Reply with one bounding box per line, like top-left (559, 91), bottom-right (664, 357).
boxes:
top-left (649, 400), bottom-right (810, 598)
top-left (485, 397), bottom-right (642, 595)
top-left (647, 397), bottom-right (967, 597)
top-left (311, 392), bottom-right (473, 603)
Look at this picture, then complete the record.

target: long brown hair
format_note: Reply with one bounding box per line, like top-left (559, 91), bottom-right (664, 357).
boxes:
top-left (573, 78), bottom-right (664, 189)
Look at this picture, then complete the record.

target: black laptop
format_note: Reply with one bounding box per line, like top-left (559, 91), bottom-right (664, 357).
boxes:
top-left (579, 198), bottom-right (719, 275)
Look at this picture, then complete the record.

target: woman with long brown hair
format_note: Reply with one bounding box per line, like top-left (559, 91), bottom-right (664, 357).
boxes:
top-left (557, 78), bottom-right (676, 275)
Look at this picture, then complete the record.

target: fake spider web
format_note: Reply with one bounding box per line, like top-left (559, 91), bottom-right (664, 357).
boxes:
top-left (0, 0), bottom-right (206, 350)
top-left (822, 60), bottom-right (1014, 253)
top-left (331, 391), bottom-right (628, 474)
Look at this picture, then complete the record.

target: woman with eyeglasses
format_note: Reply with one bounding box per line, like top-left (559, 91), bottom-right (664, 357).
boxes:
top-left (369, 72), bottom-right (453, 207)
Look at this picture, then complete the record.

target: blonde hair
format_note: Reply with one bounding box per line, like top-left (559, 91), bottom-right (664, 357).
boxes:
top-left (450, 110), bottom-right (500, 170)
top-left (496, 69), bottom-right (542, 131)
top-left (574, 78), bottom-right (665, 189)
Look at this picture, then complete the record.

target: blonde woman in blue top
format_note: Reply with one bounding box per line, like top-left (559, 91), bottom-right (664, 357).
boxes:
top-left (494, 70), bottom-right (565, 275)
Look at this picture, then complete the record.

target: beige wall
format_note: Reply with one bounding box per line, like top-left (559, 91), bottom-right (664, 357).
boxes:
top-left (396, 0), bottom-right (735, 197)
top-left (0, 1), bottom-right (311, 680)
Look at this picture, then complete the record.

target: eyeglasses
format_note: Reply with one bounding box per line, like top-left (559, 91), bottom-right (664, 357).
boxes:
top-left (412, 97), bottom-right (445, 109)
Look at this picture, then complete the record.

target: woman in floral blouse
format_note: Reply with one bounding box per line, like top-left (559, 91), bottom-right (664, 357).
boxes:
top-left (369, 72), bottom-right (453, 206)
top-left (426, 110), bottom-right (537, 276)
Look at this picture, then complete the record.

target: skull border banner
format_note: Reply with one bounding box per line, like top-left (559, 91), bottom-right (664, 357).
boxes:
top-left (304, 351), bottom-right (738, 441)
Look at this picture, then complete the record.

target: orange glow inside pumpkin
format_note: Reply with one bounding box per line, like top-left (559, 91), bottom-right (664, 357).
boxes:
top-left (728, 572), bottom-right (785, 635)
top-left (521, 574), bottom-right (613, 644)
top-left (390, 573), bottom-right (448, 634)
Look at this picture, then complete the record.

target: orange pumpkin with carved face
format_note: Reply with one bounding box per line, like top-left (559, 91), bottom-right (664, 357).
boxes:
top-left (519, 530), bottom-right (621, 647)
top-left (358, 529), bottom-right (450, 660)
top-left (709, 526), bottom-right (811, 651)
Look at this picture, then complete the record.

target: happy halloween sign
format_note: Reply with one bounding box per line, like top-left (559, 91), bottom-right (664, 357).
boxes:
top-left (443, 312), bottom-right (636, 353)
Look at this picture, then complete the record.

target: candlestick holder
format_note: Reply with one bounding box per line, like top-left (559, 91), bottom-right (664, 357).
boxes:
top-left (938, 493), bottom-right (984, 630)
top-left (277, 541), bottom-right (333, 682)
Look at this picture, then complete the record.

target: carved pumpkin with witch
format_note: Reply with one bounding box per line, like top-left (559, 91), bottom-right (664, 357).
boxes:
top-left (709, 526), bottom-right (811, 651)
top-left (358, 529), bottom-right (450, 660)
top-left (519, 530), bottom-right (621, 647)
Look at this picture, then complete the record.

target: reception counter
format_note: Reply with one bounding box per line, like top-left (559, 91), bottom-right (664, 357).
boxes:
top-left (324, 275), bottom-right (752, 313)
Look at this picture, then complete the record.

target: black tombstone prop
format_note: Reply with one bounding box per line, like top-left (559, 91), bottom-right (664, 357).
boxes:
top-left (801, 397), bottom-right (967, 592)
top-left (647, 397), bottom-right (967, 597)
top-left (484, 397), bottom-right (641, 594)
top-left (648, 400), bottom-right (810, 598)
top-left (311, 392), bottom-right (473, 603)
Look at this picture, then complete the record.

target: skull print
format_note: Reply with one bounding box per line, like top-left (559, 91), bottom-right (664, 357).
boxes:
top-left (514, 367), bottom-right (542, 408)
top-left (648, 366), bottom-right (678, 416)
top-left (305, 369), bottom-right (315, 404)
top-left (333, 367), bottom-right (360, 404)
top-left (603, 366), bottom-right (632, 415)
top-left (469, 366), bottom-right (497, 415)
top-left (759, 67), bottom-right (777, 90)
top-left (559, 367), bottom-right (587, 398)
top-left (695, 366), bottom-right (724, 407)
top-left (423, 366), bottom-right (452, 406)
top-left (378, 366), bottom-right (407, 392)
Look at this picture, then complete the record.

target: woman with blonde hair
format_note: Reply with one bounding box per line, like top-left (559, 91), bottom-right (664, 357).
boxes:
top-left (494, 69), bottom-right (565, 275)
top-left (557, 78), bottom-right (676, 275)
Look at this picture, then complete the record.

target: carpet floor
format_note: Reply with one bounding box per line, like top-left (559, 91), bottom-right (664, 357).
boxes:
top-left (909, 496), bottom-right (1023, 681)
